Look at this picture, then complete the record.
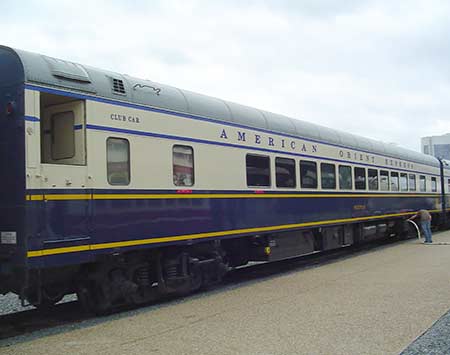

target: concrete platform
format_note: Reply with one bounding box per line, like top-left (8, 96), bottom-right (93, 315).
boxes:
top-left (3, 232), bottom-right (450, 355)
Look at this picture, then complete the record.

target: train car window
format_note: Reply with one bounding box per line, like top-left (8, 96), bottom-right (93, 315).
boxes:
top-left (275, 157), bottom-right (296, 188)
top-left (246, 154), bottom-right (270, 187)
top-left (300, 160), bottom-right (318, 188)
top-left (448, 179), bottom-right (450, 192)
top-left (51, 111), bottom-right (75, 160)
top-left (321, 163), bottom-right (336, 189)
top-left (368, 169), bottom-right (379, 190)
top-left (390, 172), bottom-right (399, 191)
top-left (380, 170), bottom-right (389, 191)
top-left (339, 165), bottom-right (352, 190)
top-left (409, 174), bottom-right (417, 191)
top-left (354, 167), bottom-right (366, 190)
top-left (107, 138), bottom-right (130, 185)
top-left (400, 173), bottom-right (408, 191)
top-left (431, 177), bottom-right (437, 192)
top-left (419, 175), bottom-right (426, 192)
top-left (41, 99), bottom-right (86, 165)
top-left (173, 145), bottom-right (195, 186)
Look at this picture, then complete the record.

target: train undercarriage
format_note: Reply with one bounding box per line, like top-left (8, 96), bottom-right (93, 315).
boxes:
top-left (16, 219), bottom-right (416, 314)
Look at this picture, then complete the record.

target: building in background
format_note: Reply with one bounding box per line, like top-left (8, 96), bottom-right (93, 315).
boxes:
top-left (421, 133), bottom-right (450, 160)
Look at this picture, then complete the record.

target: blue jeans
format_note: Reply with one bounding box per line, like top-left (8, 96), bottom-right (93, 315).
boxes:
top-left (420, 221), bottom-right (432, 243)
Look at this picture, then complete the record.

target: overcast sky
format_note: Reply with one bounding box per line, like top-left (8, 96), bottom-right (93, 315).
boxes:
top-left (1, 0), bottom-right (450, 152)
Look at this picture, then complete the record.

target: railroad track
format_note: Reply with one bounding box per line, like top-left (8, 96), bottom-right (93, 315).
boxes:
top-left (0, 236), bottom-right (404, 342)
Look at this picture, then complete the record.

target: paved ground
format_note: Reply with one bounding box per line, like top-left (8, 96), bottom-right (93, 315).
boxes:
top-left (2, 232), bottom-right (450, 355)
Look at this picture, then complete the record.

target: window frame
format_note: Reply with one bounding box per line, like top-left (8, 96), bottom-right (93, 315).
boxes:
top-left (368, 168), bottom-right (379, 191)
top-left (338, 165), bottom-right (352, 190)
top-left (300, 160), bottom-right (318, 189)
top-left (354, 167), bottom-right (366, 190)
top-left (320, 162), bottom-right (336, 190)
top-left (51, 111), bottom-right (76, 161)
top-left (380, 170), bottom-right (390, 191)
top-left (246, 154), bottom-right (271, 187)
top-left (390, 171), bottom-right (399, 191)
top-left (419, 175), bottom-right (426, 192)
top-left (173, 145), bottom-right (195, 187)
top-left (431, 177), bottom-right (437, 192)
top-left (409, 174), bottom-right (417, 191)
top-left (400, 173), bottom-right (408, 191)
top-left (275, 157), bottom-right (297, 188)
top-left (106, 137), bottom-right (131, 186)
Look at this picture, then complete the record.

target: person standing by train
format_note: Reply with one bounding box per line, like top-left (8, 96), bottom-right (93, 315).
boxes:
top-left (408, 209), bottom-right (433, 243)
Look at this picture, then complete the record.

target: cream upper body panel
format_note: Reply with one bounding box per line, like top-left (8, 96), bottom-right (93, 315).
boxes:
top-left (11, 45), bottom-right (440, 192)
top-left (24, 87), bottom-right (441, 192)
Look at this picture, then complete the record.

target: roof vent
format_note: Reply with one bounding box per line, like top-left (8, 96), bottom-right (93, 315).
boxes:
top-left (112, 78), bottom-right (126, 95)
top-left (44, 56), bottom-right (92, 83)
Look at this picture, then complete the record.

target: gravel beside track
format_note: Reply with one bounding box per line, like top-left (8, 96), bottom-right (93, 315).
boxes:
top-left (401, 309), bottom-right (450, 355)
top-left (0, 293), bottom-right (76, 316)
top-left (0, 294), bottom-right (32, 315)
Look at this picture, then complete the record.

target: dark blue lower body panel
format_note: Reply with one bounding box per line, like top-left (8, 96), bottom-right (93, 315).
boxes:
top-left (26, 190), bottom-right (440, 268)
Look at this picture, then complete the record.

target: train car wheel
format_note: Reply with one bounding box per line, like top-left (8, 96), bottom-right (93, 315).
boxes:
top-left (25, 284), bottom-right (66, 311)
top-left (76, 281), bottom-right (110, 315)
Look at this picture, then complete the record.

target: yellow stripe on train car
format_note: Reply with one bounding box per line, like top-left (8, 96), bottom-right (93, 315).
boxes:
top-left (24, 192), bottom-right (441, 201)
top-left (26, 210), bottom-right (433, 258)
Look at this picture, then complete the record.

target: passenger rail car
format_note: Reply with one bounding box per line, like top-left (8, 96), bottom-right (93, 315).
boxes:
top-left (1, 46), bottom-right (449, 312)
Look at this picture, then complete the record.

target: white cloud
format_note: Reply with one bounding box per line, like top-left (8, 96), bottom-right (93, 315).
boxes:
top-left (1, 0), bottom-right (450, 152)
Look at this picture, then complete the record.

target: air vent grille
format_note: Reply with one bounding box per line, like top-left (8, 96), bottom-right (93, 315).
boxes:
top-left (112, 78), bottom-right (126, 94)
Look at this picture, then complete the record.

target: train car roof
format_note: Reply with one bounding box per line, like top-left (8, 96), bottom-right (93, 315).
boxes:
top-left (1, 45), bottom-right (439, 167)
top-left (443, 159), bottom-right (450, 171)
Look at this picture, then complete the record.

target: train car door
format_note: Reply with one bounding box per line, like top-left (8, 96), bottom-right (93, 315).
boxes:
top-left (39, 99), bottom-right (91, 256)
top-left (41, 100), bottom-right (86, 166)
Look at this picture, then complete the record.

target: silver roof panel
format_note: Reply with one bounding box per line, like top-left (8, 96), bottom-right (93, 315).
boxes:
top-left (317, 126), bottom-right (341, 145)
top-left (263, 112), bottom-right (297, 136)
top-left (6, 46), bottom-right (439, 168)
top-left (126, 76), bottom-right (189, 113)
top-left (291, 119), bottom-right (322, 141)
top-left (226, 101), bottom-right (267, 128)
top-left (183, 89), bottom-right (232, 122)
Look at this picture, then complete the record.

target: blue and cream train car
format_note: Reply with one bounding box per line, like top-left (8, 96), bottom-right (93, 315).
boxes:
top-left (1, 46), bottom-right (450, 311)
